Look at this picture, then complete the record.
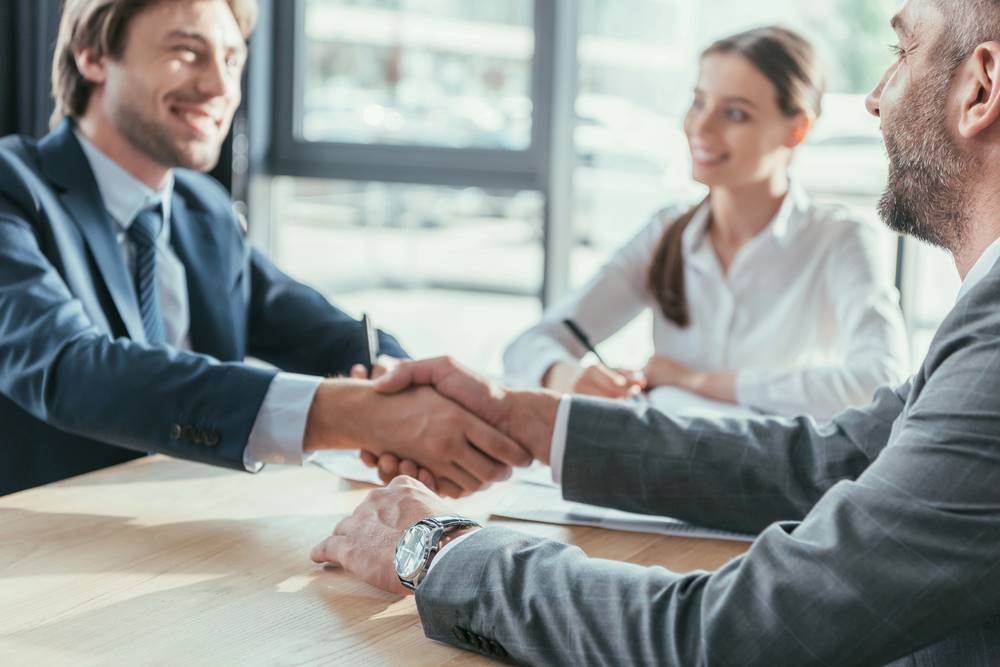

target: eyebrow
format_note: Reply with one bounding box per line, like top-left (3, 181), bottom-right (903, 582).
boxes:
top-left (724, 96), bottom-right (756, 108)
top-left (890, 14), bottom-right (912, 38)
top-left (693, 89), bottom-right (757, 108)
top-left (165, 29), bottom-right (247, 56)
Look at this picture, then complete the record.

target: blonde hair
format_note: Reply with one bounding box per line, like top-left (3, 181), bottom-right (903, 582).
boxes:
top-left (51, 0), bottom-right (257, 128)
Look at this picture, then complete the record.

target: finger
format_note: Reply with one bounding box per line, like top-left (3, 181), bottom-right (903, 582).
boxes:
top-left (435, 477), bottom-right (464, 499)
top-left (374, 356), bottom-right (452, 394)
top-left (445, 462), bottom-right (481, 496)
top-left (310, 534), bottom-right (347, 565)
top-left (350, 364), bottom-right (369, 380)
top-left (580, 369), bottom-right (634, 399)
top-left (399, 459), bottom-right (420, 479)
top-left (372, 360), bottom-right (416, 394)
top-left (378, 454), bottom-right (401, 484)
top-left (360, 450), bottom-right (378, 467)
top-left (458, 442), bottom-right (511, 484)
top-left (593, 365), bottom-right (633, 388)
top-left (462, 414), bottom-right (532, 468)
top-left (416, 468), bottom-right (438, 492)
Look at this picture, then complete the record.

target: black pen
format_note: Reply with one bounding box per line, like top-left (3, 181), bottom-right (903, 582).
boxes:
top-left (361, 313), bottom-right (380, 374)
top-left (562, 319), bottom-right (610, 367)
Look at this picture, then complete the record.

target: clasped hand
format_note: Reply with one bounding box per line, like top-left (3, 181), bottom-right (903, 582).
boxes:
top-left (328, 357), bottom-right (535, 497)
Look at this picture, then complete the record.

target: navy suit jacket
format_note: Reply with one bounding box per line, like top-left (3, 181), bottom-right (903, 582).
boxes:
top-left (0, 121), bottom-right (406, 496)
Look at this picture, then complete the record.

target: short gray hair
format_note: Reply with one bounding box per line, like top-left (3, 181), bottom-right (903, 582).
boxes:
top-left (935, 0), bottom-right (1000, 70)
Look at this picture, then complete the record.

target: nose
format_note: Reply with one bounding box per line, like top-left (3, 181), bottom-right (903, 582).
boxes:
top-left (196, 55), bottom-right (232, 99)
top-left (866, 70), bottom-right (890, 118)
top-left (686, 108), bottom-right (715, 137)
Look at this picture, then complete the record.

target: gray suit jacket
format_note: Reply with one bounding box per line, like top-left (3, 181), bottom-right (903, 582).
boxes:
top-left (414, 258), bottom-right (1000, 665)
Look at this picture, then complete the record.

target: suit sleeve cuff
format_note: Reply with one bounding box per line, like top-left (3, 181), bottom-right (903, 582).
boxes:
top-left (243, 373), bottom-right (323, 471)
top-left (426, 529), bottom-right (479, 574)
top-left (548, 395), bottom-right (573, 484)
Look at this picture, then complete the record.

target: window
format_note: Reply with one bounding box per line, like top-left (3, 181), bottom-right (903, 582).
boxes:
top-left (259, 0), bottom-right (551, 370)
top-left (298, 0), bottom-right (535, 150)
top-left (255, 0), bottom-right (947, 375)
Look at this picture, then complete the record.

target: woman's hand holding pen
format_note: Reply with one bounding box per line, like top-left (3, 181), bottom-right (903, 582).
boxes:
top-left (543, 361), bottom-right (646, 400)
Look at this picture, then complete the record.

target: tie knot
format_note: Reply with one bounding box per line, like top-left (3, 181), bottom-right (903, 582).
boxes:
top-left (129, 207), bottom-right (162, 248)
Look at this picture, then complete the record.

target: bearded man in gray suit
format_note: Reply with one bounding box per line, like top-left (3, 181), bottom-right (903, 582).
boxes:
top-left (311, 0), bottom-right (1000, 664)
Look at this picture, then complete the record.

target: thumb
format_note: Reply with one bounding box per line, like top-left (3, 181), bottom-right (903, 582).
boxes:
top-left (310, 535), bottom-right (345, 565)
top-left (372, 362), bottom-right (414, 394)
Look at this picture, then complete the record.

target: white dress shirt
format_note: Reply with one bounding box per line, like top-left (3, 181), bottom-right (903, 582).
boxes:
top-left (504, 184), bottom-right (910, 420)
top-left (75, 132), bottom-right (320, 471)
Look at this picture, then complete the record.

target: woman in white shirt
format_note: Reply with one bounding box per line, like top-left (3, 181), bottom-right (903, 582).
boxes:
top-left (504, 26), bottom-right (909, 420)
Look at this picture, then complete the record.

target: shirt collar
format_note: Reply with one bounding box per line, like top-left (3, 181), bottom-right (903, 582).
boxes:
top-left (74, 129), bottom-right (174, 236)
top-left (682, 181), bottom-right (811, 260)
top-left (956, 235), bottom-right (1000, 302)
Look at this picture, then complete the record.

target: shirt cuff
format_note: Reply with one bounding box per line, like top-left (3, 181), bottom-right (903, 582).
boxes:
top-left (243, 373), bottom-right (324, 472)
top-left (549, 395), bottom-right (573, 485)
top-left (426, 530), bottom-right (479, 573)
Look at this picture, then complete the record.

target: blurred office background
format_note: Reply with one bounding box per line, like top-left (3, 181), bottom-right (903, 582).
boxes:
top-left (2, 0), bottom-right (956, 377)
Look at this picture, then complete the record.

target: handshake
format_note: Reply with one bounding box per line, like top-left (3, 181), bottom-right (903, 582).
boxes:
top-left (302, 357), bottom-right (561, 497)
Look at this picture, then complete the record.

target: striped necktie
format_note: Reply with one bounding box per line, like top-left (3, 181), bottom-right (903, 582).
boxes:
top-left (128, 207), bottom-right (167, 346)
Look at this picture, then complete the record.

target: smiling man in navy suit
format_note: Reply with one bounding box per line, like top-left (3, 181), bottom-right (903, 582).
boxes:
top-left (0, 0), bottom-right (529, 497)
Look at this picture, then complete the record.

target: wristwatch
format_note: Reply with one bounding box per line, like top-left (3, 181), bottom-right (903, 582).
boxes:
top-left (394, 516), bottom-right (481, 591)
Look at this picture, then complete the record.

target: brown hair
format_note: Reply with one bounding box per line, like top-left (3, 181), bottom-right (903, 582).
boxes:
top-left (647, 26), bottom-right (824, 327)
top-left (51, 0), bottom-right (258, 128)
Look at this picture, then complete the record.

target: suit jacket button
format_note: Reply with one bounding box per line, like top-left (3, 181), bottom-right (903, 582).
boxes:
top-left (206, 431), bottom-right (221, 447)
top-left (169, 424), bottom-right (183, 441)
top-left (192, 429), bottom-right (205, 445)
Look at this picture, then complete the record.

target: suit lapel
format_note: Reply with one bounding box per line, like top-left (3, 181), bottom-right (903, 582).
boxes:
top-left (38, 121), bottom-right (147, 343)
top-left (169, 193), bottom-right (240, 360)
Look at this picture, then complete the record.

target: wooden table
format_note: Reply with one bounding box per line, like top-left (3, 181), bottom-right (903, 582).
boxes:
top-left (0, 456), bottom-right (749, 666)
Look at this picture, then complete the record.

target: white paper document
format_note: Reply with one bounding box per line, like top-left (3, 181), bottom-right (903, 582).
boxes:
top-left (493, 483), bottom-right (755, 543)
top-left (311, 451), bottom-right (754, 542)
top-left (310, 450), bottom-right (383, 485)
top-left (310, 451), bottom-right (559, 488)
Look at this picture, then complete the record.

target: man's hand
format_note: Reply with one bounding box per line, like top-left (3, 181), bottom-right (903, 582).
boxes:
top-left (303, 371), bottom-right (529, 496)
top-left (352, 361), bottom-right (466, 498)
top-left (310, 476), bottom-right (470, 596)
top-left (372, 357), bottom-right (560, 470)
top-left (544, 361), bottom-right (646, 399)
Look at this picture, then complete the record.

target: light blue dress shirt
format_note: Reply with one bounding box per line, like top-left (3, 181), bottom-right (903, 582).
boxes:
top-left (75, 131), bottom-right (321, 471)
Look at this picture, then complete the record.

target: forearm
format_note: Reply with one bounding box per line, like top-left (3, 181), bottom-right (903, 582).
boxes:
top-left (684, 370), bottom-right (737, 403)
top-left (419, 473), bottom-right (1000, 667)
top-left (38, 335), bottom-right (274, 469)
top-left (559, 384), bottom-right (907, 532)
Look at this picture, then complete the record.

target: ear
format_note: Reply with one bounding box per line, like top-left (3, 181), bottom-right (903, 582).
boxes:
top-left (784, 111), bottom-right (814, 149)
top-left (73, 48), bottom-right (108, 86)
top-left (957, 42), bottom-right (1000, 139)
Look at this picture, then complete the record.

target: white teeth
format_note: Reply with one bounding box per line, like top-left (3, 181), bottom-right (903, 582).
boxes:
top-left (692, 148), bottom-right (725, 163)
top-left (177, 110), bottom-right (217, 134)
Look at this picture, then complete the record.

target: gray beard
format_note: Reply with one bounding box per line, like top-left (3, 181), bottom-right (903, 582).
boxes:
top-left (876, 69), bottom-right (974, 253)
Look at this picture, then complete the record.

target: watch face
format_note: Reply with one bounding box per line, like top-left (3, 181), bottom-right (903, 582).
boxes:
top-left (395, 525), bottom-right (433, 580)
